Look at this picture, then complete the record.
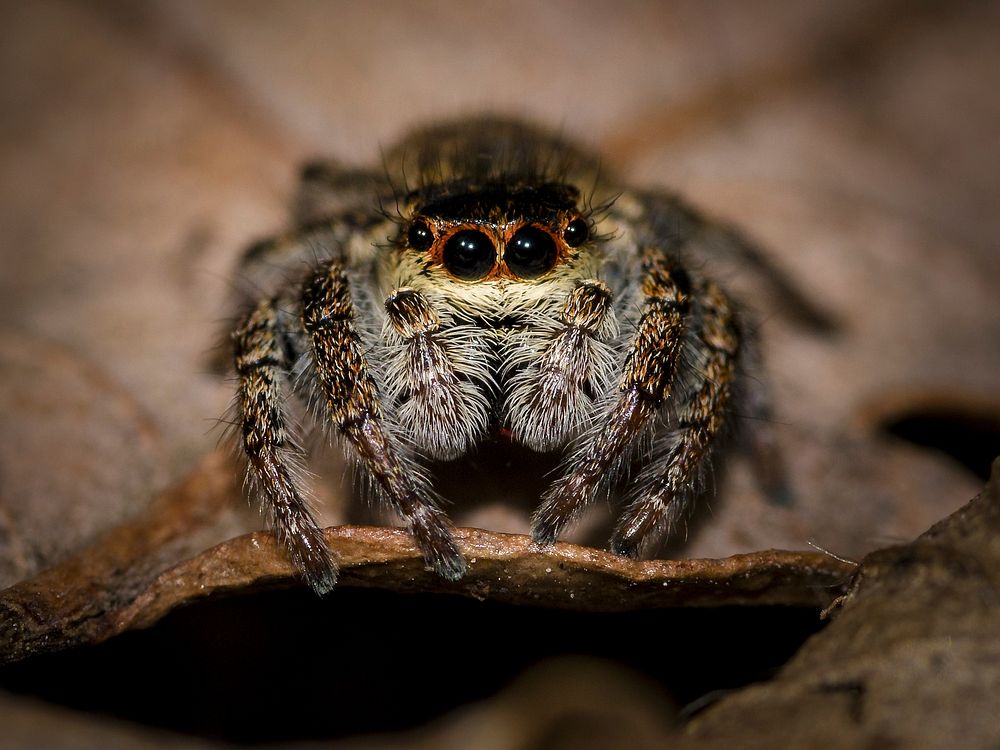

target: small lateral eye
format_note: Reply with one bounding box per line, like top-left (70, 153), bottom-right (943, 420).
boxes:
top-left (563, 217), bottom-right (589, 248)
top-left (506, 225), bottom-right (557, 279)
top-left (407, 219), bottom-right (434, 251)
top-left (443, 229), bottom-right (496, 280)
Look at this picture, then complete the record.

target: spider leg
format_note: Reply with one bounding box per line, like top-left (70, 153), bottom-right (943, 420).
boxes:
top-left (738, 330), bottom-right (793, 507)
top-left (302, 261), bottom-right (467, 580)
top-left (507, 281), bottom-right (618, 452)
top-left (531, 252), bottom-right (690, 545)
top-left (295, 161), bottom-right (388, 226)
top-left (616, 190), bottom-right (835, 333)
top-left (610, 280), bottom-right (739, 557)
top-left (382, 288), bottom-right (490, 460)
top-left (233, 299), bottom-right (338, 594)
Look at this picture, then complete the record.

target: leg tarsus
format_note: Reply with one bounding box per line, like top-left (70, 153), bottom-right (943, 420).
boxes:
top-left (609, 461), bottom-right (691, 559)
top-left (287, 522), bottom-right (338, 595)
top-left (411, 504), bottom-right (467, 580)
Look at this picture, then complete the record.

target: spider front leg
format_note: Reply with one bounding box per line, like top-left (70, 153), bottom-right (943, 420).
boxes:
top-left (531, 253), bottom-right (690, 545)
top-left (302, 262), bottom-right (467, 580)
top-left (611, 280), bottom-right (739, 557)
top-left (612, 190), bottom-right (793, 514)
top-left (233, 299), bottom-right (338, 594)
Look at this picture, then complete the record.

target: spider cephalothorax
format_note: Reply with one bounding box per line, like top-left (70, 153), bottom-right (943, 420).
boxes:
top-left (230, 117), bottom-right (784, 594)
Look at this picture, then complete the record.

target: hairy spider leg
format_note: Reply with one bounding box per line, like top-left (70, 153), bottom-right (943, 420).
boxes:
top-left (530, 248), bottom-right (690, 545)
top-left (301, 261), bottom-right (467, 581)
top-left (737, 327), bottom-right (794, 507)
top-left (625, 193), bottom-right (795, 509)
top-left (611, 280), bottom-right (740, 556)
top-left (233, 299), bottom-right (339, 594)
top-left (626, 190), bottom-right (836, 333)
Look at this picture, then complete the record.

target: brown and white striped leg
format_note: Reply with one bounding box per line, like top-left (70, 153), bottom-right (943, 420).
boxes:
top-left (302, 262), bottom-right (467, 580)
top-left (531, 254), bottom-right (691, 545)
top-left (233, 300), bottom-right (338, 594)
top-left (610, 281), bottom-right (740, 557)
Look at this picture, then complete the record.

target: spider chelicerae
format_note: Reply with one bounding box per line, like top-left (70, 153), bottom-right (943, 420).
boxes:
top-left (230, 117), bottom-right (794, 594)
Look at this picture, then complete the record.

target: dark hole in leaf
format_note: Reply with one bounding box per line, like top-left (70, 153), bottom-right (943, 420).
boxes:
top-left (0, 588), bottom-right (825, 744)
top-left (881, 407), bottom-right (1000, 481)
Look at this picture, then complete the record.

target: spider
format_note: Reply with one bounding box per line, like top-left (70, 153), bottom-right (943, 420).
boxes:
top-left (230, 117), bottom-right (795, 594)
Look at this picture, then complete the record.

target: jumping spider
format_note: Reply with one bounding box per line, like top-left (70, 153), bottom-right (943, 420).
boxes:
top-left (231, 117), bottom-right (790, 594)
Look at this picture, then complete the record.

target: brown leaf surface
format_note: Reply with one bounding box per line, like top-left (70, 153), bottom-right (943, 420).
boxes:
top-left (3, 461), bottom-right (997, 750)
top-left (0, 450), bottom-right (852, 666)
top-left (0, 332), bottom-right (164, 586)
top-left (677, 459), bottom-right (1000, 750)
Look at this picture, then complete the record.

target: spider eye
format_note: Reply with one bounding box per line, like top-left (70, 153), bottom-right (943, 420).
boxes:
top-left (407, 219), bottom-right (434, 251)
top-left (563, 217), bottom-right (589, 247)
top-left (443, 230), bottom-right (495, 280)
top-left (506, 226), bottom-right (557, 279)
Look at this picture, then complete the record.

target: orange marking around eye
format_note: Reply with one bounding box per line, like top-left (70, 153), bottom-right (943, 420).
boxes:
top-left (416, 215), bottom-right (583, 282)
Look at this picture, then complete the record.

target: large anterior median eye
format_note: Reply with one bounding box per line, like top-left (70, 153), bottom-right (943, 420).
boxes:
top-left (506, 225), bottom-right (557, 279)
top-left (442, 229), bottom-right (496, 280)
